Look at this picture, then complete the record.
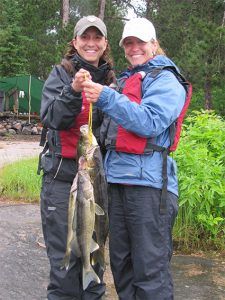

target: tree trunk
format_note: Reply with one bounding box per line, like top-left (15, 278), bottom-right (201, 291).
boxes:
top-left (98, 0), bottom-right (106, 20)
top-left (222, 10), bottom-right (225, 27)
top-left (62, 0), bottom-right (70, 28)
top-left (204, 73), bottom-right (213, 110)
top-left (145, 0), bottom-right (152, 17)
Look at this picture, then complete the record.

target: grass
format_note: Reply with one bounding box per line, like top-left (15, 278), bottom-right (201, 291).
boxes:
top-left (0, 157), bottom-right (41, 203)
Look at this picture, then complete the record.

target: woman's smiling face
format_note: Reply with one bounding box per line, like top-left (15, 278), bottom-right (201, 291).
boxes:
top-left (73, 27), bottom-right (107, 67)
top-left (123, 36), bottom-right (157, 66)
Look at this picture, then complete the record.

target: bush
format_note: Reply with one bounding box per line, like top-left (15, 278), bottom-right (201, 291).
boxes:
top-left (174, 110), bottom-right (225, 251)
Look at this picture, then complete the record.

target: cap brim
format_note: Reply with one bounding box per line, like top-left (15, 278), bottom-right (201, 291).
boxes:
top-left (119, 34), bottom-right (151, 47)
top-left (76, 24), bottom-right (106, 37)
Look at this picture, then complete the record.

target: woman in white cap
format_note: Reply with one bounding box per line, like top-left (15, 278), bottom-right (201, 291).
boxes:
top-left (82, 17), bottom-right (191, 300)
top-left (39, 16), bottom-right (115, 300)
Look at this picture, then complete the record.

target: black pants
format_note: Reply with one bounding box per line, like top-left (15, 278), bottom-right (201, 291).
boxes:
top-left (40, 173), bottom-right (106, 300)
top-left (108, 184), bottom-right (178, 300)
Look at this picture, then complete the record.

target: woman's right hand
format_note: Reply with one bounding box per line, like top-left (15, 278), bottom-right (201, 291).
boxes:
top-left (71, 68), bottom-right (91, 92)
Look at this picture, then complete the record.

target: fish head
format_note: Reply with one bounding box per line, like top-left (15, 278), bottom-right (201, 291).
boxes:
top-left (80, 125), bottom-right (98, 148)
top-left (80, 125), bottom-right (89, 141)
top-left (78, 169), bottom-right (95, 202)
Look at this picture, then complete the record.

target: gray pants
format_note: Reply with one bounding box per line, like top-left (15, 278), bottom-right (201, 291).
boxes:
top-left (108, 184), bottom-right (178, 300)
top-left (40, 173), bottom-right (105, 300)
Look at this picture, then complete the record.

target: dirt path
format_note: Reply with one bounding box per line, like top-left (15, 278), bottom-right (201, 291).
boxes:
top-left (0, 137), bottom-right (41, 168)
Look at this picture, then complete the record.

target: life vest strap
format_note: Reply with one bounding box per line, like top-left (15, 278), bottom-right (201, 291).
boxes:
top-left (145, 143), bottom-right (168, 214)
top-left (37, 140), bottom-right (49, 175)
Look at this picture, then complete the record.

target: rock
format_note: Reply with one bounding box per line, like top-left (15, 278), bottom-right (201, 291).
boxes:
top-left (0, 118), bottom-right (41, 136)
top-left (31, 126), bottom-right (38, 135)
top-left (12, 122), bottom-right (22, 132)
top-left (0, 128), bottom-right (7, 136)
top-left (22, 126), bottom-right (32, 135)
top-left (8, 129), bottom-right (17, 135)
top-left (37, 126), bottom-right (43, 135)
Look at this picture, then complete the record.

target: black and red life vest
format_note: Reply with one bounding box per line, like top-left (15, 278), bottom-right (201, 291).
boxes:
top-left (38, 91), bottom-right (91, 164)
top-left (59, 92), bottom-right (90, 158)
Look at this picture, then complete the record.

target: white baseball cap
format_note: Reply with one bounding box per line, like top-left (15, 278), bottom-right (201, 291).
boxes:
top-left (119, 18), bottom-right (156, 47)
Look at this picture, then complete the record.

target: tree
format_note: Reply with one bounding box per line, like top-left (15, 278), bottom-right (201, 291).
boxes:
top-left (0, 0), bottom-right (31, 76)
top-left (98, 0), bottom-right (106, 20)
top-left (141, 0), bottom-right (225, 114)
top-left (62, 0), bottom-right (70, 27)
top-left (16, 0), bottom-right (63, 79)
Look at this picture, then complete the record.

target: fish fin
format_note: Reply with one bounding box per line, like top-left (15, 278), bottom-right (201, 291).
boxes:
top-left (70, 173), bottom-right (78, 193)
top-left (82, 267), bottom-right (100, 290)
top-left (91, 248), bottom-right (106, 270)
top-left (78, 156), bottom-right (87, 170)
top-left (71, 237), bottom-right (81, 257)
top-left (90, 238), bottom-right (99, 253)
top-left (60, 250), bottom-right (71, 270)
top-left (95, 203), bottom-right (105, 216)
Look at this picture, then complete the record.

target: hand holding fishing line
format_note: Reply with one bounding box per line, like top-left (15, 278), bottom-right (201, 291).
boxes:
top-left (83, 81), bottom-right (103, 103)
top-left (71, 68), bottom-right (91, 92)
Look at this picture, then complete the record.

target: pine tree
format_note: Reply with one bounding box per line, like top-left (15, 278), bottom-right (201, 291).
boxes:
top-left (0, 0), bottom-right (31, 76)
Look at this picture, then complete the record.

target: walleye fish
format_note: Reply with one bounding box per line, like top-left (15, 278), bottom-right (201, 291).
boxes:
top-left (60, 173), bottom-right (78, 270)
top-left (75, 166), bottom-right (105, 290)
top-left (61, 124), bottom-right (108, 290)
top-left (80, 125), bottom-right (109, 269)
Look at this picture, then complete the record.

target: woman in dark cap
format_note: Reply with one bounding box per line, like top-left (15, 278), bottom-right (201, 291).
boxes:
top-left (39, 15), bottom-right (115, 300)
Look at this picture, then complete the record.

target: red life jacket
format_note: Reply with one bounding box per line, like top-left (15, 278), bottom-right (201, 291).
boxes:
top-left (59, 92), bottom-right (90, 158)
top-left (114, 66), bottom-right (192, 214)
top-left (115, 66), bottom-right (192, 155)
top-left (115, 72), bottom-right (148, 154)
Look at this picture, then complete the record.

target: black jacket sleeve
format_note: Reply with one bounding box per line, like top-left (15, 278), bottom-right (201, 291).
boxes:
top-left (40, 65), bottom-right (82, 130)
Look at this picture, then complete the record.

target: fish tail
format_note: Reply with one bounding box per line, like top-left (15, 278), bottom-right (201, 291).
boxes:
top-left (82, 267), bottom-right (100, 290)
top-left (91, 248), bottom-right (106, 270)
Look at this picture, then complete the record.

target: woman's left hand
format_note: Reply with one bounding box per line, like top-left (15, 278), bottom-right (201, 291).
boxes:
top-left (83, 80), bottom-right (104, 103)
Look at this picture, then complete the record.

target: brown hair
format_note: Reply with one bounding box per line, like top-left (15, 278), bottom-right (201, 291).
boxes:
top-left (61, 40), bottom-right (116, 85)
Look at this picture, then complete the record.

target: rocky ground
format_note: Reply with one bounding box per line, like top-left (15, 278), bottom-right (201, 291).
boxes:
top-left (0, 117), bottom-right (42, 136)
top-left (0, 134), bottom-right (225, 300)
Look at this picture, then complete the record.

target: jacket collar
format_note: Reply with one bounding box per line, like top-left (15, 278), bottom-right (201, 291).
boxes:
top-left (71, 54), bottom-right (111, 84)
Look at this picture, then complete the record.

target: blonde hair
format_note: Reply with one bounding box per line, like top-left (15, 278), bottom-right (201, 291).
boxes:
top-left (152, 39), bottom-right (166, 56)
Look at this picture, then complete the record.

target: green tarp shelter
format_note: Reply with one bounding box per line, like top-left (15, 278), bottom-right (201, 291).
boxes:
top-left (0, 75), bottom-right (44, 116)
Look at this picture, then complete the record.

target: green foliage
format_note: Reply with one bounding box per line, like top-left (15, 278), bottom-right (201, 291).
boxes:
top-left (174, 111), bottom-right (225, 251)
top-left (0, 157), bottom-right (41, 203)
top-left (104, 1), bottom-right (127, 73)
top-left (144, 0), bottom-right (225, 114)
top-left (1, 0), bottom-right (225, 115)
top-left (70, 0), bottom-right (99, 16)
top-left (190, 88), bottom-right (225, 116)
top-left (17, 0), bottom-right (63, 79)
top-left (0, 0), bottom-right (128, 79)
top-left (0, 0), bottom-right (31, 76)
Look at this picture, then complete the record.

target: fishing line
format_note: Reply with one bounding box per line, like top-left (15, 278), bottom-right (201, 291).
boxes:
top-left (84, 72), bottom-right (93, 145)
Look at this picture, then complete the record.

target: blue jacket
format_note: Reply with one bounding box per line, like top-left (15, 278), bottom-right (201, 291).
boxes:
top-left (96, 55), bottom-right (186, 196)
